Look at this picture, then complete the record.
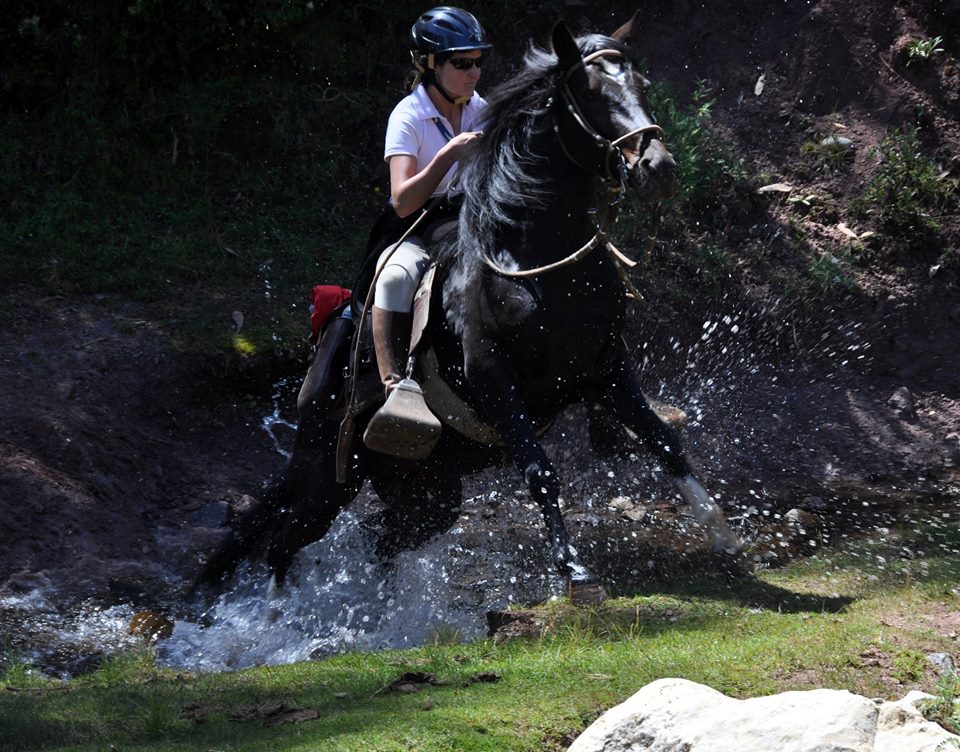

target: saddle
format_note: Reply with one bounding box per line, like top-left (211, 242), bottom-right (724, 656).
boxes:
top-left (298, 262), bottom-right (505, 483)
top-left (348, 263), bottom-right (502, 470)
top-left (408, 266), bottom-right (503, 446)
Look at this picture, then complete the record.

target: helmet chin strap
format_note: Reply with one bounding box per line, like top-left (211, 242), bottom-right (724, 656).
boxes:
top-left (430, 80), bottom-right (471, 106)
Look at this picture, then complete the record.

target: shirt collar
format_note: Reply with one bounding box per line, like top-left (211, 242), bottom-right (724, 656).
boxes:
top-left (411, 83), bottom-right (474, 121)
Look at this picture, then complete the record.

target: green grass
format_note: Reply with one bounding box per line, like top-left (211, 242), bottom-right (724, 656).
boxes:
top-left (4, 516), bottom-right (959, 751)
top-left (0, 609), bottom-right (868, 752)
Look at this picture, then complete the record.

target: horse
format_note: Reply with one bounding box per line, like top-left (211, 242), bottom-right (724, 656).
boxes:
top-left (196, 18), bottom-right (746, 603)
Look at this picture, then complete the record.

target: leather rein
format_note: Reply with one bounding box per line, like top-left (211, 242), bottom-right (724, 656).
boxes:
top-left (482, 48), bottom-right (663, 289)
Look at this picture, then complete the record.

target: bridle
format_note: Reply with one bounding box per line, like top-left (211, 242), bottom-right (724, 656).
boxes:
top-left (556, 49), bottom-right (664, 187)
top-left (483, 48), bottom-right (664, 287)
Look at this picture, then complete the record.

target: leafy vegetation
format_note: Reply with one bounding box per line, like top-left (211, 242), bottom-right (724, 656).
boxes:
top-left (923, 674), bottom-right (960, 735)
top-left (854, 126), bottom-right (955, 242)
top-left (648, 79), bottom-right (752, 219)
top-left (905, 35), bottom-right (945, 65)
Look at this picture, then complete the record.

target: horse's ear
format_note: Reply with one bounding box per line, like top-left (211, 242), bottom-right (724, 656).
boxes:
top-left (611, 11), bottom-right (640, 41)
top-left (551, 20), bottom-right (581, 70)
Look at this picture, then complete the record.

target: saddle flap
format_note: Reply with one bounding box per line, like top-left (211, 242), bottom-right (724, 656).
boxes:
top-left (409, 264), bottom-right (436, 355)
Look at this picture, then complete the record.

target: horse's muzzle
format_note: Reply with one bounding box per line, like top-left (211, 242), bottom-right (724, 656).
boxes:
top-left (628, 140), bottom-right (677, 200)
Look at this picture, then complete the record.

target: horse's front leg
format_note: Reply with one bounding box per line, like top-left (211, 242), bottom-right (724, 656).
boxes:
top-left (600, 365), bottom-right (747, 571)
top-left (468, 359), bottom-right (606, 602)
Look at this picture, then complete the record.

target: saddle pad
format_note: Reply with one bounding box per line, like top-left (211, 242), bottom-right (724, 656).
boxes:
top-left (310, 285), bottom-right (351, 342)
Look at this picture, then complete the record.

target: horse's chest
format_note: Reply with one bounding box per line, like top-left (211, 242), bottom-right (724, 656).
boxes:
top-left (497, 285), bottom-right (622, 372)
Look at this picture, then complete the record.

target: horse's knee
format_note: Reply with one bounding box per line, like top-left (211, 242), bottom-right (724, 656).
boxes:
top-left (626, 404), bottom-right (691, 477)
top-left (524, 462), bottom-right (560, 503)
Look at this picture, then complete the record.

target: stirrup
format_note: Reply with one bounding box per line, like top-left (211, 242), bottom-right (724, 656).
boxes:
top-left (363, 376), bottom-right (441, 460)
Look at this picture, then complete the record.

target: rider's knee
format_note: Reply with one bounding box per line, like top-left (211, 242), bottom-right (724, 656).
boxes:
top-left (374, 243), bottom-right (429, 311)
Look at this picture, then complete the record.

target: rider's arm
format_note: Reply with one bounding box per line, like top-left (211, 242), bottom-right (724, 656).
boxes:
top-left (388, 131), bottom-right (483, 218)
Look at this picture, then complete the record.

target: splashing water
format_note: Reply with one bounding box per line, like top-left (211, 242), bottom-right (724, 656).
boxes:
top-left (260, 377), bottom-right (297, 459)
top-left (0, 592), bottom-right (140, 679)
top-left (160, 495), bottom-right (565, 672)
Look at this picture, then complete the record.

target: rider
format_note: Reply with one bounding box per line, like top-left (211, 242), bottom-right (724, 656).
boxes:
top-left (371, 6), bottom-right (491, 397)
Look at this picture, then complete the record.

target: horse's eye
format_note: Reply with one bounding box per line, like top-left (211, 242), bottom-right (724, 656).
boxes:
top-left (603, 59), bottom-right (627, 79)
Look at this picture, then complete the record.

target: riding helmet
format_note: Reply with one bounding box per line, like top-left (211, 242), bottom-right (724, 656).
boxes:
top-left (410, 6), bottom-right (492, 64)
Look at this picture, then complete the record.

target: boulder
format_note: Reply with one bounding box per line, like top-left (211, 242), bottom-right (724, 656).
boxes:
top-left (567, 678), bottom-right (960, 752)
top-left (875, 690), bottom-right (959, 752)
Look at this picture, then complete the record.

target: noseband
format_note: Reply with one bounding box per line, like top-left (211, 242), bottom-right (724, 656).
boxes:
top-left (556, 49), bottom-right (664, 187)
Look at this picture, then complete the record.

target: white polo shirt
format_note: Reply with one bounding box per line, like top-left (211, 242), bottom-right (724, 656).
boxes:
top-left (383, 84), bottom-right (488, 197)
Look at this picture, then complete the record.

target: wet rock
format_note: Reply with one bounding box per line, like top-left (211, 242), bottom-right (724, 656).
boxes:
top-left (649, 399), bottom-right (689, 430)
top-left (759, 508), bottom-right (823, 562)
top-left (799, 496), bottom-right (830, 513)
top-left (783, 508), bottom-right (821, 536)
top-left (486, 609), bottom-right (546, 642)
top-left (232, 494), bottom-right (257, 516)
top-left (607, 496), bottom-right (634, 513)
top-left (1, 569), bottom-right (53, 594)
top-left (888, 387), bottom-right (915, 419)
top-left (607, 496), bottom-right (648, 523)
top-left (190, 500), bottom-right (231, 528)
top-left (129, 610), bottom-right (174, 641)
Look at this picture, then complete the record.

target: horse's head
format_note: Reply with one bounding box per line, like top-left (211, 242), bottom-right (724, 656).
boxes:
top-left (551, 19), bottom-right (676, 201)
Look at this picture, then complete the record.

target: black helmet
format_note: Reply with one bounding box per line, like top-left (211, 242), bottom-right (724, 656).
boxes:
top-left (410, 6), bottom-right (492, 60)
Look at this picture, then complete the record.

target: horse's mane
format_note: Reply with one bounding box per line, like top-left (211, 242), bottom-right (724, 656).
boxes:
top-left (441, 32), bottom-right (631, 265)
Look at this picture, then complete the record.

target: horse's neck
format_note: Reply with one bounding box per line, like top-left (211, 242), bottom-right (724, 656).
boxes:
top-left (517, 168), bottom-right (600, 248)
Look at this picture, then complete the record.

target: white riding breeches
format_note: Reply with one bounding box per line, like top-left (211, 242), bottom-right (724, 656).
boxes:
top-left (373, 237), bottom-right (430, 313)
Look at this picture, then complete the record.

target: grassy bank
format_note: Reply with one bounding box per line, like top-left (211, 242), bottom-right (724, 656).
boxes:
top-left (3, 517), bottom-right (959, 752)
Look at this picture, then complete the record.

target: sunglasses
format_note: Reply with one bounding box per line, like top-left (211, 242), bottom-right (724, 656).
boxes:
top-left (447, 56), bottom-right (485, 71)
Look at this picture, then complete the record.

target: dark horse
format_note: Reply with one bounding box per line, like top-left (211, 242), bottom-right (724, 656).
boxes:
top-left (198, 20), bottom-right (745, 601)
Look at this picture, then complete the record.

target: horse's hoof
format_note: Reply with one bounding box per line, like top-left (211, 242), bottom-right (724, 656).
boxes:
top-left (711, 546), bottom-right (754, 581)
top-left (568, 578), bottom-right (609, 605)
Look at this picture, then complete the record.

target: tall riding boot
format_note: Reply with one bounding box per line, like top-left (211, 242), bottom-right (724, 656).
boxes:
top-left (372, 306), bottom-right (412, 398)
top-left (364, 306), bottom-right (441, 460)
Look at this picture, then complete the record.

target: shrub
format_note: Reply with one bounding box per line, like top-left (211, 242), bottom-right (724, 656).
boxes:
top-left (906, 35), bottom-right (945, 66)
top-left (854, 126), bottom-right (954, 242)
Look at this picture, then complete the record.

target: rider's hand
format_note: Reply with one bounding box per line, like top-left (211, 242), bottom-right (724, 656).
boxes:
top-left (443, 130), bottom-right (483, 161)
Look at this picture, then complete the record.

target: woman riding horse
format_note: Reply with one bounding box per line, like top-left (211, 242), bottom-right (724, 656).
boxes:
top-left (197, 16), bottom-right (746, 602)
top-left (371, 7), bottom-right (491, 401)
